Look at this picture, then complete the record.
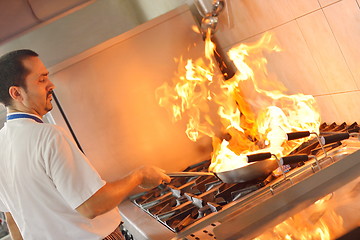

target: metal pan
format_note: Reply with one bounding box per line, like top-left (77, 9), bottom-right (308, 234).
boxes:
top-left (168, 130), bottom-right (333, 183)
top-left (167, 152), bottom-right (278, 183)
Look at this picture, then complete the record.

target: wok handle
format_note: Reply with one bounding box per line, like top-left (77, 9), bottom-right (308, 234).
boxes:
top-left (280, 154), bottom-right (309, 165)
top-left (286, 131), bottom-right (310, 140)
top-left (167, 172), bottom-right (215, 177)
top-left (246, 152), bottom-right (272, 163)
top-left (320, 133), bottom-right (350, 145)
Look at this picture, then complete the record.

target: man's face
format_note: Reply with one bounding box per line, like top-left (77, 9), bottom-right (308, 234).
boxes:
top-left (19, 56), bottom-right (55, 117)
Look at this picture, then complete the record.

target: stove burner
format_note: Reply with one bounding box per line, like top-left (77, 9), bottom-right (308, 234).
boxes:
top-left (130, 122), bottom-right (360, 233)
top-left (131, 162), bottom-right (277, 232)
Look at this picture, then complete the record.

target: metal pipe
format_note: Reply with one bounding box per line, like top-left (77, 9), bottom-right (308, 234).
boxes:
top-left (53, 92), bottom-right (84, 153)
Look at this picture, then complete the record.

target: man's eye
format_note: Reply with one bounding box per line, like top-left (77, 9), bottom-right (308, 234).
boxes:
top-left (39, 74), bottom-right (49, 82)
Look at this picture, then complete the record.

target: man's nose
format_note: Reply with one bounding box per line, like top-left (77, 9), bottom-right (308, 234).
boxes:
top-left (48, 79), bottom-right (56, 90)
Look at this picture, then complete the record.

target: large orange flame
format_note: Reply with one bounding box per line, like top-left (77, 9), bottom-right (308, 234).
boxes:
top-left (156, 31), bottom-right (321, 173)
top-left (253, 194), bottom-right (345, 240)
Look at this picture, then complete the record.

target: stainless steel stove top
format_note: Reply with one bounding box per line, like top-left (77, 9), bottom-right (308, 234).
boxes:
top-left (119, 124), bottom-right (360, 240)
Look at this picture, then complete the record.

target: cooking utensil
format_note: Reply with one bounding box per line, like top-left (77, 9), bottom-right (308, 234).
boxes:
top-left (286, 131), bottom-right (351, 145)
top-left (286, 131), bottom-right (311, 140)
top-left (320, 132), bottom-right (350, 145)
top-left (167, 152), bottom-right (278, 183)
top-left (168, 131), bottom-right (330, 183)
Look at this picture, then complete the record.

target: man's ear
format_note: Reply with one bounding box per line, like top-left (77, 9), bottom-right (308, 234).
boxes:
top-left (9, 86), bottom-right (23, 101)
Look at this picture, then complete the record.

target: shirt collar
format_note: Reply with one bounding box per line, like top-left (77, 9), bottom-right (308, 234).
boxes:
top-left (7, 112), bottom-right (43, 123)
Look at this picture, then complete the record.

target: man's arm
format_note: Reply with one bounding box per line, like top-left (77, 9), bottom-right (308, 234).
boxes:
top-left (76, 166), bottom-right (171, 219)
top-left (4, 212), bottom-right (23, 240)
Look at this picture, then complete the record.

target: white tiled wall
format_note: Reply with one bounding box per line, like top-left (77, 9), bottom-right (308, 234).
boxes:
top-left (318, 0), bottom-right (342, 7)
top-left (324, 0), bottom-right (360, 88)
top-left (287, 0), bottom-right (320, 18)
top-left (297, 9), bottom-right (356, 93)
top-left (216, 0), bottom-right (360, 123)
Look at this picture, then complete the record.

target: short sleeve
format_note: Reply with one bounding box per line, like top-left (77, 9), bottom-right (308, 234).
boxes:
top-left (42, 126), bottom-right (106, 209)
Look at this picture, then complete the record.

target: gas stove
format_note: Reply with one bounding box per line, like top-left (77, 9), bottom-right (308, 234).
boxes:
top-left (118, 122), bottom-right (360, 240)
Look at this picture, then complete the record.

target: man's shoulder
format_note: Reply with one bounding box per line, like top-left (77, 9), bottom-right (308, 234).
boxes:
top-left (37, 123), bottom-right (68, 137)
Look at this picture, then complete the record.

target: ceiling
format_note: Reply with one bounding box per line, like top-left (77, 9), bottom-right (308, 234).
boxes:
top-left (0, 0), bottom-right (94, 44)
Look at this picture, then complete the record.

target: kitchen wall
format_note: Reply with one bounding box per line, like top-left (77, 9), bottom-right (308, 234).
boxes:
top-left (0, 0), bottom-right (193, 67)
top-left (0, 106), bottom-right (5, 129)
top-left (1, 0), bottom-right (359, 181)
top-left (48, 6), bottom-right (212, 181)
top-left (129, 0), bottom-right (193, 22)
top-left (215, 0), bottom-right (360, 123)
top-left (0, 0), bottom-right (192, 130)
top-left (0, 0), bottom-right (93, 44)
top-left (0, 0), bottom-right (141, 67)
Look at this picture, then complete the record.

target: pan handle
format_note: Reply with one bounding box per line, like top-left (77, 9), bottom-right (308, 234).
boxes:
top-left (280, 154), bottom-right (309, 165)
top-left (320, 133), bottom-right (350, 145)
top-left (286, 131), bottom-right (310, 140)
top-left (246, 152), bottom-right (272, 163)
top-left (167, 172), bottom-right (215, 177)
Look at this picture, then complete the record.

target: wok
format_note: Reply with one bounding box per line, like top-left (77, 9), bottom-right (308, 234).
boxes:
top-left (167, 130), bottom-right (336, 183)
top-left (167, 152), bottom-right (278, 183)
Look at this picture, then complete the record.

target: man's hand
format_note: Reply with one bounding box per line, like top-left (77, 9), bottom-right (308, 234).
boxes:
top-left (135, 166), bottom-right (171, 189)
top-left (76, 165), bottom-right (171, 219)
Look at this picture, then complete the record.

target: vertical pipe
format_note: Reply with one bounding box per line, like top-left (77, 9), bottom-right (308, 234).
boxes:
top-left (53, 92), bottom-right (84, 153)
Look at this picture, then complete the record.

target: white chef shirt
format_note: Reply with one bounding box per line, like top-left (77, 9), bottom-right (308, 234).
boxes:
top-left (0, 113), bottom-right (121, 240)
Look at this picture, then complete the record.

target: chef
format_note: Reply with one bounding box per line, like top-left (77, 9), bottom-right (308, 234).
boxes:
top-left (0, 49), bottom-right (171, 240)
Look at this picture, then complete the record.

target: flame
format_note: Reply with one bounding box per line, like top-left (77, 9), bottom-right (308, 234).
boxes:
top-left (253, 194), bottom-right (345, 240)
top-left (156, 31), bottom-right (321, 172)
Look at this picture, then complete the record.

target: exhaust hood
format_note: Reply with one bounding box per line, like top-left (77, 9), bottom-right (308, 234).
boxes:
top-left (0, 0), bottom-right (94, 44)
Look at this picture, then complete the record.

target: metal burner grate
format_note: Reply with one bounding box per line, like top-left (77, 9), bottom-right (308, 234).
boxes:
top-left (121, 123), bottom-right (360, 240)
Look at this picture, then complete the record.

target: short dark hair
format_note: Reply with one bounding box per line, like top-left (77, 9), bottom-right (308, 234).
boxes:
top-left (0, 49), bottom-right (39, 106)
